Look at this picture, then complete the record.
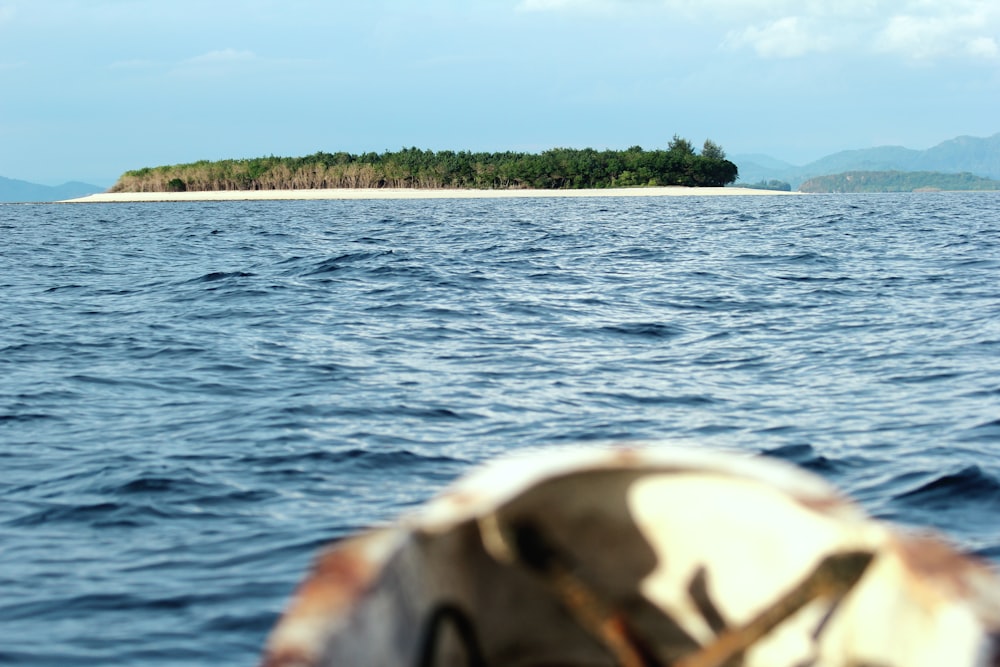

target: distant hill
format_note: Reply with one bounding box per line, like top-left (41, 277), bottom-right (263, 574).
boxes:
top-left (734, 133), bottom-right (1000, 189)
top-left (799, 171), bottom-right (1000, 193)
top-left (0, 176), bottom-right (105, 203)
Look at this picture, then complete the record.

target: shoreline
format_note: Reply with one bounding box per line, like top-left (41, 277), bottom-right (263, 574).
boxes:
top-left (61, 186), bottom-right (801, 203)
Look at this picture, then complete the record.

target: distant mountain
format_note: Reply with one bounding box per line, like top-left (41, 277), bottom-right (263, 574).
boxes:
top-left (734, 133), bottom-right (1000, 190)
top-left (802, 146), bottom-right (922, 179)
top-left (0, 176), bottom-right (105, 203)
top-left (919, 134), bottom-right (1000, 178)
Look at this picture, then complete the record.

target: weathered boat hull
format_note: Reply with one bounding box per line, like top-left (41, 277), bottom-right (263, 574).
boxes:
top-left (260, 447), bottom-right (1000, 667)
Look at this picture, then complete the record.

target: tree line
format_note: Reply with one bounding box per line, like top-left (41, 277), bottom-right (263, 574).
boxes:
top-left (742, 179), bottom-right (792, 192)
top-left (110, 137), bottom-right (739, 192)
top-left (798, 170), bottom-right (1000, 193)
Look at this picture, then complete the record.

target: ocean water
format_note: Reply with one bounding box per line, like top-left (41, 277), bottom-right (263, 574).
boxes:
top-left (2, 193), bottom-right (999, 665)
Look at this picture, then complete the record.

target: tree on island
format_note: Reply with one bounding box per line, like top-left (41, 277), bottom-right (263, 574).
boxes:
top-left (110, 139), bottom-right (740, 193)
top-left (701, 139), bottom-right (726, 160)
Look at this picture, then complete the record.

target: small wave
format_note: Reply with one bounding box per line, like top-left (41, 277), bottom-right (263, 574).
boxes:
top-left (892, 465), bottom-right (1000, 509)
top-left (102, 474), bottom-right (215, 496)
top-left (66, 374), bottom-right (161, 391)
top-left (199, 609), bottom-right (277, 634)
top-left (606, 247), bottom-right (665, 261)
top-left (132, 345), bottom-right (208, 360)
top-left (774, 274), bottom-right (852, 283)
top-left (0, 592), bottom-right (145, 622)
top-left (303, 251), bottom-right (394, 275)
top-left (733, 252), bottom-right (773, 262)
top-left (397, 405), bottom-right (478, 420)
top-left (188, 271), bottom-right (256, 283)
top-left (6, 501), bottom-right (173, 528)
top-left (191, 488), bottom-right (277, 506)
top-left (42, 284), bottom-right (84, 293)
top-left (787, 252), bottom-right (830, 263)
top-left (370, 262), bottom-right (440, 280)
top-left (5, 483), bottom-right (252, 527)
top-left (583, 390), bottom-right (718, 407)
top-left (241, 447), bottom-right (464, 470)
top-left (958, 418), bottom-right (1000, 444)
top-left (598, 322), bottom-right (685, 339)
top-left (0, 589), bottom-right (244, 629)
top-left (951, 257), bottom-right (1000, 269)
top-left (758, 444), bottom-right (857, 476)
top-left (887, 372), bottom-right (962, 385)
top-left (0, 412), bottom-right (59, 423)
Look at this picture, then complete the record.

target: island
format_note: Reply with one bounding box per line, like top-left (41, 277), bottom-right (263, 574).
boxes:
top-left (109, 138), bottom-right (739, 193)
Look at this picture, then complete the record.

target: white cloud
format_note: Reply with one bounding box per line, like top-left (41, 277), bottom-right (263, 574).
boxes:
top-left (967, 36), bottom-right (1000, 59)
top-left (109, 58), bottom-right (158, 70)
top-left (514, 0), bottom-right (1000, 62)
top-left (164, 49), bottom-right (325, 83)
top-left (170, 49), bottom-right (258, 77)
top-left (516, 0), bottom-right (575, 9)
top-left (725, 16), bottom-right (834, 59)
top-left (875, 7), bottom-right (1000, 61)
top-left (711, 0), bottom-right (1000, 62)
top-left (514, 0), bottom-right (624, 13)
top-left (185, 49), bottom-right (256, 66)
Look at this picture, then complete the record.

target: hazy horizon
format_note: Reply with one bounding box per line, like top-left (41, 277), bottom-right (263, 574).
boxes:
top-left (2, 1), bottom-right (998, 186)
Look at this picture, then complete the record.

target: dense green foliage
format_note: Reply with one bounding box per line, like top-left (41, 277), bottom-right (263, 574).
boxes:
top-left (799, 170), bottom-right (1000, 193)
top-left (742, 179), bottom-right (792, 192)
top-left (110, 139), bottom-right (738, 192)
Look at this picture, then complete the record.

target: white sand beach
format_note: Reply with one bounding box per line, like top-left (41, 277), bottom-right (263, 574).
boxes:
top-left (62, 186), bottom-right (800, 203)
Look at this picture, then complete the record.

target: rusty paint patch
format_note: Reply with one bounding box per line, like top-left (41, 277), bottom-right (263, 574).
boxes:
top-left (611, 447), bottom-right (645, 466)
top-left (438, 489), bottom-right (482, 509)
top-left (893, 533), bottom-right (997, 600)
top-left (294, 537), bottom-right (380, 615)
top-left (258, 645), bottom-right (315, 667)
top-left (259, 531), bottom-right (390, 667)
top-left (793, 492), bottom-right (857, 516)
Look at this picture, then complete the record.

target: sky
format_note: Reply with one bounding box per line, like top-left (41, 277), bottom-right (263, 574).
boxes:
top-left (1, 0), bottom-right (998, 186)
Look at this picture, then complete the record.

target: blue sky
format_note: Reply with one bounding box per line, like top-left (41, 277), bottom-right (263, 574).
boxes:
top-left (2, 0), bottom-right (998, 186)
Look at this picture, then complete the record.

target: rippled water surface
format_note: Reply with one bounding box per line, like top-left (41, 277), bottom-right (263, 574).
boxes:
top-left (2, 193), bottom-right (1000, 665)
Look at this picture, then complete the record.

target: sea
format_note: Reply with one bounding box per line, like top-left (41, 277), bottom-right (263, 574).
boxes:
top-left (2, 192), bottom-right (999, 666)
